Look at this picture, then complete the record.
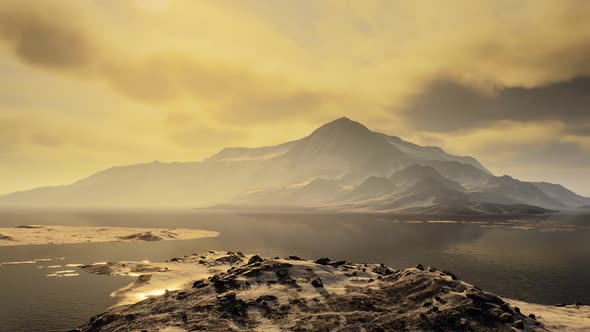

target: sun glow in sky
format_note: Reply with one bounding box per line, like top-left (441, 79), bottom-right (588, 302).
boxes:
top-left (1, 0), bottom-right (590, 195)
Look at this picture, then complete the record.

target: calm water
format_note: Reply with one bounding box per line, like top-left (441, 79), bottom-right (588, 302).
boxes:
top-left (1, 209), bottom-right (589, 332)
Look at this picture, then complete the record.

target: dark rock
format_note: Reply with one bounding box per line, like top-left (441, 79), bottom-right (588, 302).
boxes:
top-left (422, 301), bottom-right (432, 307)
top-left (248, 255), bottom-right (263, 265)
top-left (192, 280), bottom-right (207, 289)
top-left (529, 313), bottom-right (536, 320)
top-left (213, 279), bottom-right (235, 293)
top-left (555, 303), bottom-right (566, 307)
top-left (466, 307), bottom-right (483, 315)
top-left (315, 257), bottom-right (331, 265)
top-left (275, 268), bottom-right (289, 279)
top-left (256, 295), bottom-right (278, 302)
top-left (329, 260), bottom-right (346, 267)
top-left (500, 303), bottom-right (512, 312)
top-left (311, 278), bottom-right (323, 288)
top-left (513, 320), bottom-right (524, 329)
top-left (0, 233), bottom-right (13, 241)
top-left (89, 312), bottom-right (107, 324)
top-left (434, 296), bottom-right (446, 304)
top-left (218, 293), bottom-right (248, 318)
top-left (415, 264), bottom-right (424, 270)
top-left (500, 312), bottom-right (513, 322)
top-left (442, 270), bottom-right (458, 280)
top-left (514, 306), bottom-right (521, 313)
top-left (215, 254), bottom-right (243, 265)
top-left (287, 255), bottom-right (302, 261)
top-left (445, 315), bottom-right (458, 325)
top-left (466, 292), bottom-right (503, 305)
top-left (176, 292), bottom-right (188, 300)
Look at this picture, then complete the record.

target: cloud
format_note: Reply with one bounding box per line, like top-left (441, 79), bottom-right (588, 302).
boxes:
top-left (30, 133), bottom-right (64, 148)
top-left (0, 2), bottom-right (96, 69)
top-left (396, 77), bottom-right (590, 133)
top-left (0, 1), bottom-right (335, 125)
top-left (2, 0), bottom-right (590, 128)
top-left (0, 117), bottom-right (25, 154)
top-left (162, 111), bottom-right (248, 149)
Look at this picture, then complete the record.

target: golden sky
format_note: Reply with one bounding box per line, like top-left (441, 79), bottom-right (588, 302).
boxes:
top-left (1, 0), bottom-right (590, 195)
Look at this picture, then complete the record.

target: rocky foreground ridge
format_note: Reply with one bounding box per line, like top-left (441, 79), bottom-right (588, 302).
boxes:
top-left (76, 251), bottom-right (587, 331)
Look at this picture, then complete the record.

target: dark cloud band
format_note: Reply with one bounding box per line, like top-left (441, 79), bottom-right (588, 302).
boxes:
top-left (397, 76), bottom-right (590, 135)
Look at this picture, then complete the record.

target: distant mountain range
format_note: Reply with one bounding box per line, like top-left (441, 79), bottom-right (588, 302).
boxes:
top-left (1, 117), bottom-right (589, 214)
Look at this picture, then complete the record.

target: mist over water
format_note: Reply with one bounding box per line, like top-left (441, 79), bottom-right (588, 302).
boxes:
top-left (0, 209), bottom-right (589, 331)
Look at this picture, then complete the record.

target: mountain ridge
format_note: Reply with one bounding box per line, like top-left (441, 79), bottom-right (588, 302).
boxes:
top-left (0, 117), bottom-right (588, 213)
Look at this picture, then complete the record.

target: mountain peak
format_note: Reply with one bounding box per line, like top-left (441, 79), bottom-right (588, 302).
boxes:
top-left (319, 117), bottom-right (369, 132)
top-left (332, 116), bottom-right (354, 123)
top-left (284, 117), bottom-right (401, 164)
top-left (304, 117), bottom-right (373, 142)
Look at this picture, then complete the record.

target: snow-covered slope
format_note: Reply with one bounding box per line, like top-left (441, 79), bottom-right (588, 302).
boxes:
top-left (380, 134), bottom-right (491, 174)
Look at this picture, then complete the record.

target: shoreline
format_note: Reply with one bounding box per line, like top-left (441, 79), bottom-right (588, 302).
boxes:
top-left (0, 225), bottom-right (219, 247)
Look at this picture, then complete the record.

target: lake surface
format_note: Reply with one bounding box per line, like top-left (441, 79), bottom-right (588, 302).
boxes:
top-left (1, 209), bottom-right (589, 332)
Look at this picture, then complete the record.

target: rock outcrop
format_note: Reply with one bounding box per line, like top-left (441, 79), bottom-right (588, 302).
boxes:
top-left (77, 252), bottom-right (544, 331)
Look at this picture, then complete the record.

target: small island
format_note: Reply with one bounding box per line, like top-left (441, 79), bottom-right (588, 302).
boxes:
top-left (0, 225), bottom-right (218, 247)
top-left (77, 251), bottom-right (590, 331)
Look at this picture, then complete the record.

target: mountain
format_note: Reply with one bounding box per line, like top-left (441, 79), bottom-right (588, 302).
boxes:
top-left (469, 176), bottom-right (565, 209)
top-left (341, 176), bottom-right (397, 200)
top-left (421, 160), bottom-right (491, 188)
top-left (320, 165), bottom-right (551, 215)
top-left (378, 134), bottom-right (491, 174)
top-left (530, 182), bottom-right (590, 207)
top-left (0, 117), bottom-right (587, 214)
top-left (235, 178), bottom-right (344, 206)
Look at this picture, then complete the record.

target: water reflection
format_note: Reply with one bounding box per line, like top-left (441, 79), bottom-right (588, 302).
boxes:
top-left (0, 209), bottom-right (589, 332)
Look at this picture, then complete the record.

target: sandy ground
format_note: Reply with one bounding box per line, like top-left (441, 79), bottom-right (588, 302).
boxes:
top-left (507, 299), bottom-right (590, 331)
top-left (0, 225), bottom-right (218, 246)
